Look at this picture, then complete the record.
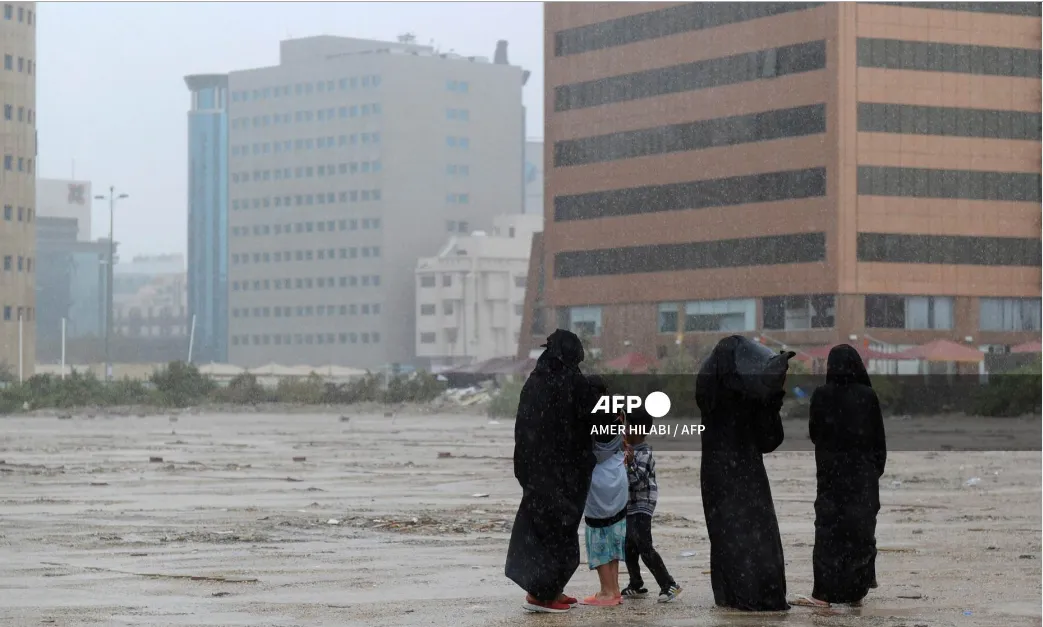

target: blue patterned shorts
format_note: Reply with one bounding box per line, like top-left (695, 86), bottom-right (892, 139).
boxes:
top-left (585, 518), bottom-right (627, 569)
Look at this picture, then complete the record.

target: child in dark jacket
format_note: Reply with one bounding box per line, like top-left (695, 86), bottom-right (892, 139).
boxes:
top-left (622, 408), bottom-right (681, 603)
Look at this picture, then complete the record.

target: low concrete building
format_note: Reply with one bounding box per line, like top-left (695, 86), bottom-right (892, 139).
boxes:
top-left (106, 254), bottom-right (189, 363)
top-left (415, 214), bottom-right (541, 368)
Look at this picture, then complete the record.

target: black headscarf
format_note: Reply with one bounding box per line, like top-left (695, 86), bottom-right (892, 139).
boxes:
top-left (826, 344), bottom-right (872, 388)
top-left (696, 335), bottom-right (795, 414)
top-left (535, 329), bottom-right (585, 374)
top-left (696, 336), bottom-right (744, 415)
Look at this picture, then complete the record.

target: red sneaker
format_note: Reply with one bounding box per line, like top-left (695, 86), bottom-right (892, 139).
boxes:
top-left (557, 594), bottom-right (578, 606)
top-left (523, 595), bottom-right (571, 613)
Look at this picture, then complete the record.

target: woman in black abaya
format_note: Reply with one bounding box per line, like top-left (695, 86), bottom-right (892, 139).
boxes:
top-left (505, 329), bottom-right (601, 613)
top-left (696, 336), bottom-right (791, 612)
top-left (799, 344), bottom-right (886, 607)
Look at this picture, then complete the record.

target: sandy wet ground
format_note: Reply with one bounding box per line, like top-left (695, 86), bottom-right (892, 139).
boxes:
top-left (0, 411), bottom-right (1039, 627)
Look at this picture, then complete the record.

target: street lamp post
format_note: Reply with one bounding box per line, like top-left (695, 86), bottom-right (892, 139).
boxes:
top-left (94, 187), bottom-right (129, 382)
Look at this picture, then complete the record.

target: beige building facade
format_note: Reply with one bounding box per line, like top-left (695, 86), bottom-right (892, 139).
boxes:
top-left (415, 213), bottom-right (542, 367)
top-left (224, 36), bottom-right (526, 369)
top-left (0, 1), bottom-right (37, 378)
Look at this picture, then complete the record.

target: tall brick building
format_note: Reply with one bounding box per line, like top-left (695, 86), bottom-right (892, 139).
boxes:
top-left (522, 2), bottom-right (1041, 361)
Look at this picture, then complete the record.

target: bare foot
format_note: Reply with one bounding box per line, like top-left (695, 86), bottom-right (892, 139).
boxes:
top-left (792, 594), bottom-right (830, 608)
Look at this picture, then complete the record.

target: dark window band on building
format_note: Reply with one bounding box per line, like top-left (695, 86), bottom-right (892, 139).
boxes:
top-left (857, 232), bottom-right (1042, 267)
top-left (867, 2), bottom-right (1042, 17)
top-left (856, 37), bottom-right (1041, 78)
top-left (555, 40), bottom-right (826, 112)
top-left (555, 167), bottom-right (826, 222)
top-left (554, 232), bottom-right (827, 278)
top-left (858, 102), bottom-right (1042, 141)
top-left (857, 166), bottom-right (1041, 202)
top-left (555, 104), bottom-right (826, 167)
top-left (554, 2), bottom-right (823, 57)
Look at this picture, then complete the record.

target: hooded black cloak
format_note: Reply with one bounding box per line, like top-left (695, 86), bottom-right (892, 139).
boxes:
top-left (696, 336), bottom-right (790, 611)
top-left (505, 329), bottom-right (601, 601)
top-left (809, 344), bottom-right (887, 604)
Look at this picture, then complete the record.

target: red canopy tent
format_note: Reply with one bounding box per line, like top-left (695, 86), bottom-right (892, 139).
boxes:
top-left (1011, 340), bottom-right (1042, 354)
top-left (604, 351), bottom-right (658, 373)
top-left (892, 339), bottom-right (985, 363)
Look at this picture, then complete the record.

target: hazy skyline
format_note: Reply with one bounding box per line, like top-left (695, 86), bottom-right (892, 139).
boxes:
top-left (36, 1), bottom-right (544, 262)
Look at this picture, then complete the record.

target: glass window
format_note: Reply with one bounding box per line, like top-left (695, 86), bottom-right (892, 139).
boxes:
top-left (568, 305), bottom-right (603, 337)
top-left (684, 299), bottom-right (756, 332)
top-left (657, 303), bottom-right (679, 333)
top-left (980, 298), bottom-right (1042, 331)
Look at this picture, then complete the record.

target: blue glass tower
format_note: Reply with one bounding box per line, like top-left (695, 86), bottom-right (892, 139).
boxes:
top-left (184, 74), bottom-right (229, 363)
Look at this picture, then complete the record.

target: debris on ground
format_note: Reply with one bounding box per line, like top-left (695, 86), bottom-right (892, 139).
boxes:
top-left (158, 530), bottom-right (270, 544)
top-left (41, 561), bottom-right (259, 583)
top-left (340, 512), bottom-right (513, 535)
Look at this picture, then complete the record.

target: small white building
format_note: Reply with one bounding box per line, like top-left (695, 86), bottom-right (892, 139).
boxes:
top-left (415, 214), bottom-right (542, 368)
top-left (37, 178), bottom-right (93, 241)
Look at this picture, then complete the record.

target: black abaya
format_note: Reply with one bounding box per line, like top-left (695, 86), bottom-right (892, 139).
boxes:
top-left (696, 336), bottom-right (790, 611)
top-left (809, 344), bottom-right (886, 604)
top-left (505, 330), bottom-right (599, 601)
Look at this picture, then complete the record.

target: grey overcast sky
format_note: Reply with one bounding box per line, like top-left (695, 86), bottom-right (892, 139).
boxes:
top-left (35, 1), bottom-right (544, 262)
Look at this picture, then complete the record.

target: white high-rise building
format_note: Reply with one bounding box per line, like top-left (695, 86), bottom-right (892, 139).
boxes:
top-left (524, 139), bottom-right (543, 215)
top-left (219, 36), bottom-right (526, 369)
